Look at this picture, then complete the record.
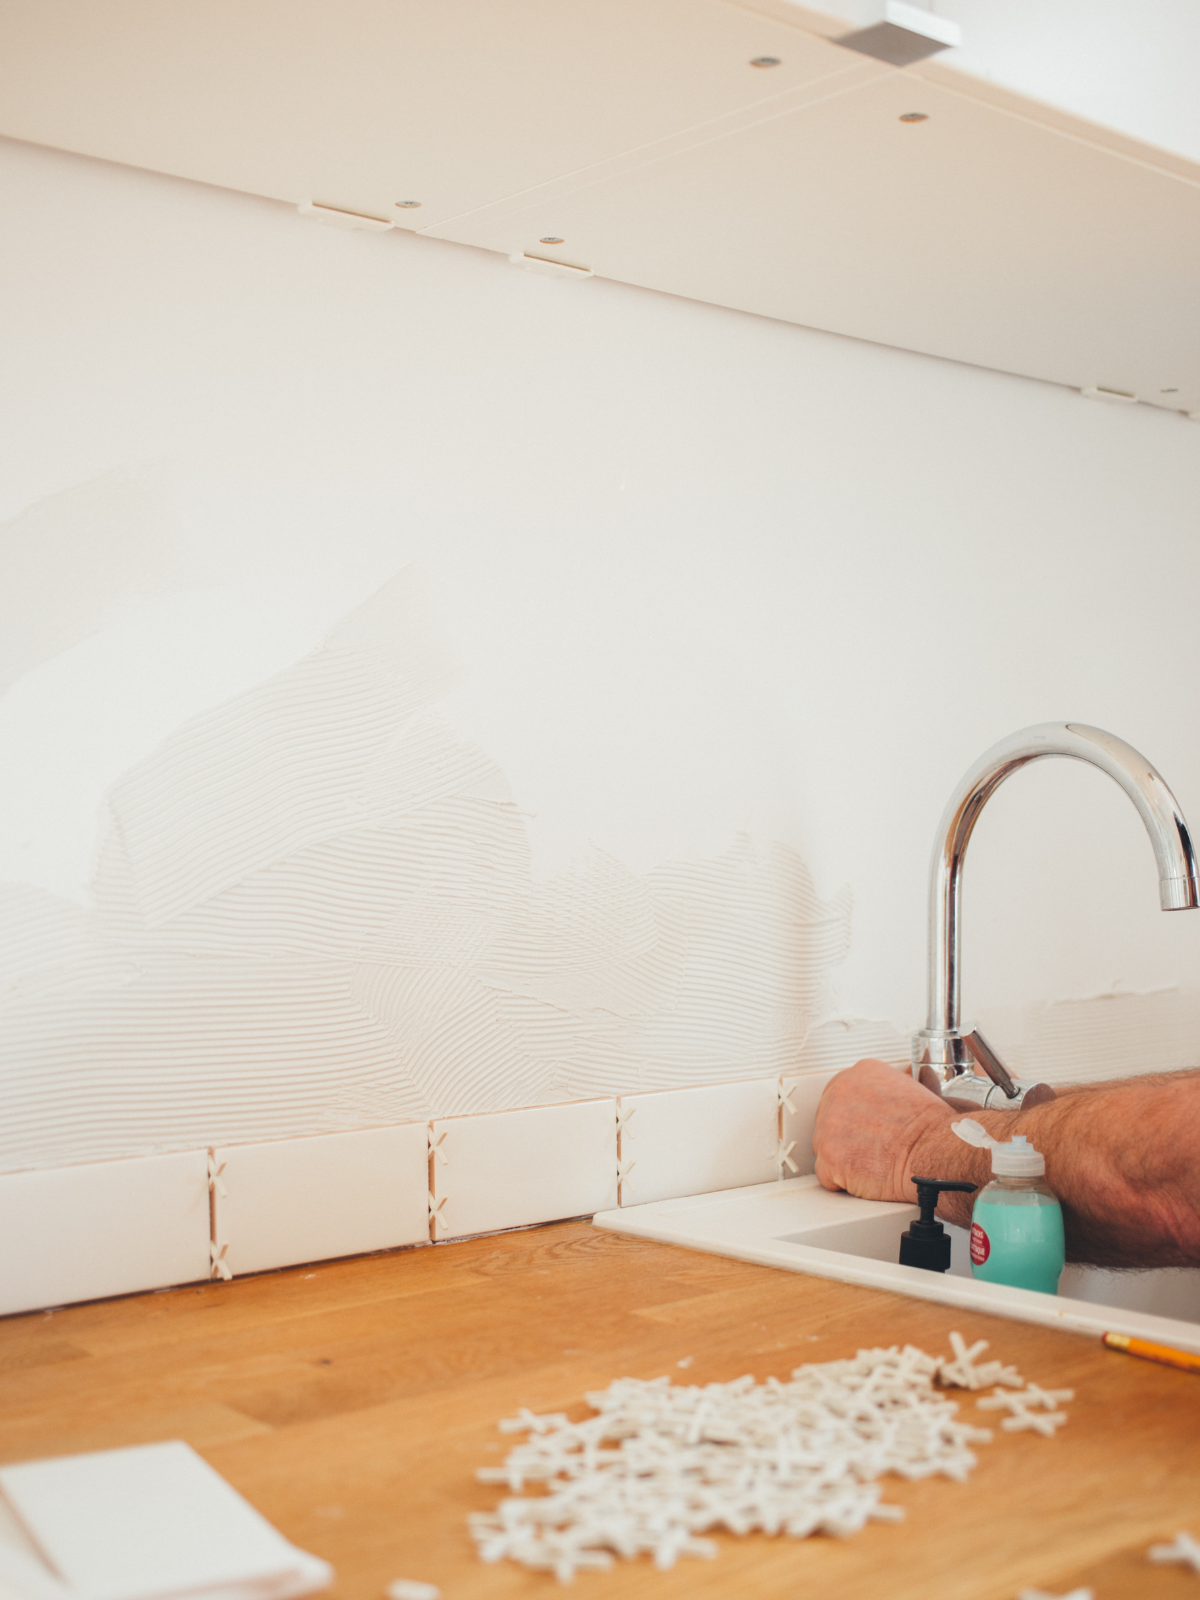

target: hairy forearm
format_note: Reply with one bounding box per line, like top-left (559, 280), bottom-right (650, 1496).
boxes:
top-left (913, 1070), bottom-right (1200, 1267)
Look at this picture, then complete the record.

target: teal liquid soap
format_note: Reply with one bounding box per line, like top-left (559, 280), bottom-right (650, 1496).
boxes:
top-left (970, 1180), bottom-right (1064, 1295)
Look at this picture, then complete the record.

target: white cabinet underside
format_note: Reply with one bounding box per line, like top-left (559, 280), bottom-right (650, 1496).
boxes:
top-left (2, 0), bottom-right (1197, 413)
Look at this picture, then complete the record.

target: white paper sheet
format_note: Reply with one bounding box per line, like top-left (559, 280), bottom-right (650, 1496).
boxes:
top-left (0, 1442), bottom-right (332, 1600)
top-left (0, 1487), bottom-right (68, 1600)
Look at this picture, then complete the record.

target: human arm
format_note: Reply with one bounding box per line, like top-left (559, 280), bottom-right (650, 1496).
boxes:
top-left (812, 1058), bottom-right (1200, 1268)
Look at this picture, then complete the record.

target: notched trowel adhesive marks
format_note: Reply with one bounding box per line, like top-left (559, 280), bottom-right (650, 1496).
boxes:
top-left (104, 566), bottom-right (462, 926)
top-left (974, 989), bottom-right (1200, 1086)
top-left (0, 568), bottom-right (853, 1170)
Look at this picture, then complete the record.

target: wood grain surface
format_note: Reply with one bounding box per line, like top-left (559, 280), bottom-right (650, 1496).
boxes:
top-left (1040, 1539), bottom-right (1200, 1599)
top-left (1, 1220), bottom-right (1198, 1600)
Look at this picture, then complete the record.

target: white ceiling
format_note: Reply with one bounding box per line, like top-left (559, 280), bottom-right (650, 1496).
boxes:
top-left (2, 0), bottom-right (1198, 415)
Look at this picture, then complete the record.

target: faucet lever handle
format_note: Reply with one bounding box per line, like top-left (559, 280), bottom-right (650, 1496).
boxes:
top-left (961, 1027), bottom-right (1017, 1099)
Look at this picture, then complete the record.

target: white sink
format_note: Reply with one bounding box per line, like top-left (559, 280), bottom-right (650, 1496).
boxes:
top-left (593, 1175), bottom-right (1200, 1350)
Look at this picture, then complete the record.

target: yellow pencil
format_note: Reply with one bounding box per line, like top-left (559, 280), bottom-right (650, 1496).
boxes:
top-left (1103, 1331), bottom-right (1200, 1374)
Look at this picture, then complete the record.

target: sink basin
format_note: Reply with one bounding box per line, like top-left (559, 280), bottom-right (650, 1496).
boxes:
top-left (593, 1175), bottom-right (1200, 1350)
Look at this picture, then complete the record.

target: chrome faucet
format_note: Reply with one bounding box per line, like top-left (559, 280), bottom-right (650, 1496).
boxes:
top-left (913, 723), bottom-right (1200, 1108)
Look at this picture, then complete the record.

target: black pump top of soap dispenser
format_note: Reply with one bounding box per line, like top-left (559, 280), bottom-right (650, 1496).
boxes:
top-left (899, 1177), bottom-right (978, 1273)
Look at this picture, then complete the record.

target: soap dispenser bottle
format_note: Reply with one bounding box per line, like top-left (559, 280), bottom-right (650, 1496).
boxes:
top-left (960, 1127), bottom-right (1065, 1295)
top-left (900, 1178), bottom-right (978, 1272)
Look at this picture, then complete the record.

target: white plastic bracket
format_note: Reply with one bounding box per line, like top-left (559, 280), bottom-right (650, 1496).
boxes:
top-left (1081, 385), bottom-right (1137, 404)
top-left (507, 252), bottom-right (593, 280)
top-left (297, 200), bottom-right (395, 233)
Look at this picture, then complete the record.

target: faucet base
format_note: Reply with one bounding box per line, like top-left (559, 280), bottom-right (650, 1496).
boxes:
top-left (914, 1023), bottom-right (1019, 1094)
top-left (931, 1072), bottom-right (1055, 1112)
top-left (912, 1030), bottom-right (1054, 1110)
top-left (911, 1029), bottom-right (975, 1084)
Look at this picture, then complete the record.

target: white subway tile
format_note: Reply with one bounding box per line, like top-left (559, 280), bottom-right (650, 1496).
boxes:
top-left (0, 1151), bottom-right (210, 1316)
top-left (780, 1071), bottom-right (840, 1177)
top-left (211, 1122), bottom-right (428, 1277)
top-left (429, 1100), bottom-right (616, 1239)
top-left (617, 1079), bottom-right (778, 1206)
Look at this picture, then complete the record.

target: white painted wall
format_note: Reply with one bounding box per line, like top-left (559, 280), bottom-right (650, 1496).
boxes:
top-left (819, 1), bottom-right (1200, 164)
top-left (940, 0), bottom-right (1200, 163)
top-left (3, 135), bottom-right (1199, 1172)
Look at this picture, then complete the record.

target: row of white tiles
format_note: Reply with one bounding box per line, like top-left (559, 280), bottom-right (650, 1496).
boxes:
top-left (0, 1072), bottom-right (837, 1316)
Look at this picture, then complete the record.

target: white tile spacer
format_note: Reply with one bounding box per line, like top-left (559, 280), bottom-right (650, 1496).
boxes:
top-left (615, 1104), bottom-right (635, 1136)
top-left (777, 1083), bottom-right (797, 1115)
top-left (1017, 1382), bottom-right (1074, 1410)
top-left (206, 1154), bottom-right (227, 1198)
top-left (507, 252), bottom-right (593, 279)
top-left (940, 1331), bottom-right (1023, 1390)
top-left (1148, 1531), bottom-right (1200, 1572)
top-left (386, 1582), bottom-right (441, 1600)
top-left (1000, 1409), bottom-right (1068, 1437)
top-left (428, 1129), bottom-right (449, 1167)
top-left (979, 1384), bottom-right (1072, 1414)
top-left (1016, 1589), bottom-right (1094, 1600)
top-left (616, 1159), bottom-right (636, 1184)
top-left (977, 1390), bottom-right (1030, 1412)
top-left (209, 1241), bottom-right (232, 1281)
top-left (428, 1192), bottom-right (449, 1234)
top-left (775, 1139), bottom-right (799, 1177)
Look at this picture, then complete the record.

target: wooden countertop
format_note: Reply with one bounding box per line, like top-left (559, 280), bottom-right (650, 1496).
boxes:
top-left (2, 1221), bottom-right (1199, 1600)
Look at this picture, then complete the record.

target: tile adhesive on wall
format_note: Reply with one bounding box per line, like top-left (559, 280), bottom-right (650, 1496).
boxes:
top-left (0, 567), bottom-right (860, 1174)
top-left (5, 135), bottom-right (1199, 1311)
top-left (4, 564), bottom-right (1197, 1311)
top-left (0, 559), bottom-right (918, 1311)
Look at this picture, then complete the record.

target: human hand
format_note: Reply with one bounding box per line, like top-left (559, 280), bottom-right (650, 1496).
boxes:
top-left (812, 1058), bottom-right (955, 1202)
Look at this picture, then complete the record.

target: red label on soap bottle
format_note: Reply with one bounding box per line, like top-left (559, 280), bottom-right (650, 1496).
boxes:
top-left (970, 1223), bottom-right (990, 1265)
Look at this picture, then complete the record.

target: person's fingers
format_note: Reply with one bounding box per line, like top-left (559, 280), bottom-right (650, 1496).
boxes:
top-left (810, 1054), bottom-right (960, 1204)
top-left (848, 1057), bottom-right (901, 1077)
top-left (813, 1152), bottom-right (844, 1194)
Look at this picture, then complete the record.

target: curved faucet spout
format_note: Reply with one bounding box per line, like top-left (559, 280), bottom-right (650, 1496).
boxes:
top-left (914, 723), bottom-right (1200, 1090)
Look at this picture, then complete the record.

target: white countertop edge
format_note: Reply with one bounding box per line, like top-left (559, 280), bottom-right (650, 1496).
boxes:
top-left (593, 1190), bottom-right (1200, 1356)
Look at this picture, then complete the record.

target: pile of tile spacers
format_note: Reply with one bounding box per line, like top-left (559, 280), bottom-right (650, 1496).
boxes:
top-left (470, 1332), bottom-right (1071, 1582)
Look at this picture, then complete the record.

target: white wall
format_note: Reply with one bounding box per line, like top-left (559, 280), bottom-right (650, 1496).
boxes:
top-left (3, 135), bottom-right (1200, 1172)
top-left (820, 1), bottom-right (1200, 165)
top-left (940, 0), bottom-right (1200, 164)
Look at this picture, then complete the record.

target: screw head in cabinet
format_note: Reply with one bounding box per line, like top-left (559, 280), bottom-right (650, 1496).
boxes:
top-left (539, 236), bottom-right (564, 244)
top-left (395, 200), bottom-right (422, 209)
top-left (899, 111), bottom-right (929, 122)
top-left (749, 55), bottom-right (781, 67)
